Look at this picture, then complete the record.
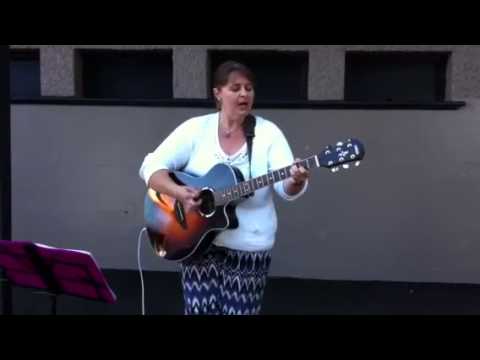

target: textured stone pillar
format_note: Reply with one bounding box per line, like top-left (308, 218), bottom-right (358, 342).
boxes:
top-left (173, 47), bottom-right (208, 99)
top-left (41, 46), bottom-right (77, 97)
top-left (309, 46), bottom-right (344, 101)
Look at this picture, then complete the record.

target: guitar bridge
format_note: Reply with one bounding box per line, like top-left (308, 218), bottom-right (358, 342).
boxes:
top-left (174, 200), bottom-right (188, 230)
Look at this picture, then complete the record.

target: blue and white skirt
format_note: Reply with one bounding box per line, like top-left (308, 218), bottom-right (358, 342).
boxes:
top-left (180, 246), bottom-right (272, 316)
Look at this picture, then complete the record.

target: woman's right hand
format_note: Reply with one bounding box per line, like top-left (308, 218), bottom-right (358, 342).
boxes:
top-left (175, 186), bottom-right (202, 214)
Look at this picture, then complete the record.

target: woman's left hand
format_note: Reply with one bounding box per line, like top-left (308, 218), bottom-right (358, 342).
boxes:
top-left (289, 158), bottom-right (310, 186)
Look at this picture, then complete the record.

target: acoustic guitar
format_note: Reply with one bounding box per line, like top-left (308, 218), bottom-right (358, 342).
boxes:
top-left (144, 139), bottom-right (365, 262)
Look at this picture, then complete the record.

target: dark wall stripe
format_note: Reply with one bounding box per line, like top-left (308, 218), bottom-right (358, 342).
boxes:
top-left (11, 98), bottom-right (466, 110)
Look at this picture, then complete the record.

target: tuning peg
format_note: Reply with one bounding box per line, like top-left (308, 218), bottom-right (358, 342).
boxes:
top-left (343, 164), bottom-right (350, 170)
top-left (331, 167), bottom-right (340, 173)
top-left (355, 161), bottom-right (361, 167)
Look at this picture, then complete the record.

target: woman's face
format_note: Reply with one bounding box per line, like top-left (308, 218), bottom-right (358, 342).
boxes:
top-left (214, 71), bottom-right (255, 119)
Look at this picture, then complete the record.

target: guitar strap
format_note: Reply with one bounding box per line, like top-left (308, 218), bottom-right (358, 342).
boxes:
top-left (243, 114), bottom-right (256, 180)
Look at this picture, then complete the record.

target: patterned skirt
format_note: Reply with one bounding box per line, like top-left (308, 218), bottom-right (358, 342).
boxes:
top-left (180, 246), bottom-right (272, 316)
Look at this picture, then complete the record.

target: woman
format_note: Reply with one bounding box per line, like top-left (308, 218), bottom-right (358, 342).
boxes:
top-left (139, 61), bottom-right (310, 315)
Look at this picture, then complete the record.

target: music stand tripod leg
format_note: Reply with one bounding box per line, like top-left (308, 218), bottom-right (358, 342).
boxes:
top-left (1, 275), bottom-right (12, 315)
top-left (50, 293), bottom-right (57, 316)
top-left (35, 291), bottom-right (59, 315)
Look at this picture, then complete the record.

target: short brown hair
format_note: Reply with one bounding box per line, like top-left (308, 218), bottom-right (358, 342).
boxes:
top-left (213, 61), bottom-right (256, 89)
top-left (212, 61), bottom-right (255, 110)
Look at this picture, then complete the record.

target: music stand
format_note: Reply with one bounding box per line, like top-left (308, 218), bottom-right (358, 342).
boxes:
top-left (0, 240), bottom-right (117, 315)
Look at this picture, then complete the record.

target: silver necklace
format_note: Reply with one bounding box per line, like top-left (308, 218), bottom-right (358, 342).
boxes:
top-left (220, 122), bottom-right (239, 139)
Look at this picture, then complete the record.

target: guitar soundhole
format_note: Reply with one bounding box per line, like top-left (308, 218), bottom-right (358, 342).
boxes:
top-left (198, 188), bottom-right (216, 218)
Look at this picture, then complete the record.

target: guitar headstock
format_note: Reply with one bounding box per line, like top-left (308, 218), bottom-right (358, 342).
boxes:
top-left (318, 138), bottom-right (365, 173)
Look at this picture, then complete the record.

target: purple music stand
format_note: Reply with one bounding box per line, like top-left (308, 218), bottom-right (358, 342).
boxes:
top-left (0, 240), bottom-right (117, 315)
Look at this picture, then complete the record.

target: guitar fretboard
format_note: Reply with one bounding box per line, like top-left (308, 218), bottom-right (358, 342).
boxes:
top-left (215, 156), bottom-right (319, 205)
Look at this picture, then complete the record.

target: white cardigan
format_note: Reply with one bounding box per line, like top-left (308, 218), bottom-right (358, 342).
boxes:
top-left (139, 112), bottom-right (308, 252)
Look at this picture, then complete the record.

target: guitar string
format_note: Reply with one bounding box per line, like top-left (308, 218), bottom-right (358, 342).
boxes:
top-left (219, 157), bottom-right (316, 202)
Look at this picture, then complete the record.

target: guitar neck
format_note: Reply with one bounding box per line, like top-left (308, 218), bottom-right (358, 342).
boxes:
top-left (215, 155), bottom-right (320, 205)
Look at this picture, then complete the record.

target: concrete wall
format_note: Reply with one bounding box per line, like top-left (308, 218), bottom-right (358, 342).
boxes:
top-left (11, 100), bottom-right (480, 284)
top-left (9, 44), bottom-right (480, 284)
top-left (10, 45), bottom-right (480, 100)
